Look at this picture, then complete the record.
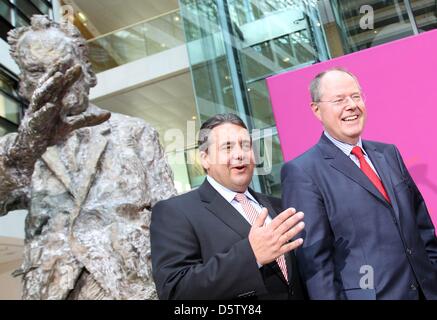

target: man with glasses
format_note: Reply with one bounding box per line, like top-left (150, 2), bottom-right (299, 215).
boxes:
top-left (281, 67), bottom-right (437, 299)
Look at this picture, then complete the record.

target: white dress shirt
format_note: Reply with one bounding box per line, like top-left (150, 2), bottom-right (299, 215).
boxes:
top-left (206, 175), bottom-right (273, 225)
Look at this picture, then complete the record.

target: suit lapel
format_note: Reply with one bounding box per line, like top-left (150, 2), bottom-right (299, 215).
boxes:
top-left (42, 146), bottom-right (73, 193)
top-left (363, 142), bottom-right (401, 220)
top-left (41, 125), bottom-right (109, 202)
top-left (318, 135), bottom-right (391, 209)
top-left (199, 180), bottom-right (251, 239)
top-left (199, 180), bottom-right (291, 285)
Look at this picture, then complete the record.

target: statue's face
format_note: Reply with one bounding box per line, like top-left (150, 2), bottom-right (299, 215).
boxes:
top-left (17, 28), bottom-right (96, 115)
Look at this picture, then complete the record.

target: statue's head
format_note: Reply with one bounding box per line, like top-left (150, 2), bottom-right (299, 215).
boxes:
top-left (7, 15), bottom-right (96, 114)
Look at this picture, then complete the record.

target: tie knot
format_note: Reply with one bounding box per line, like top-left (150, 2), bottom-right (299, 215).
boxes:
top-left (351, 146), bottom-right (365, 159)
top-left (234, 193), bottom-right (247, 203)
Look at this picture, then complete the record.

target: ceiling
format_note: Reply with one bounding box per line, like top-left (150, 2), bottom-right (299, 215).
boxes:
top-left (93, 72), bottom-right (199, 149)
top-left (67, 0), bottom-right (180, 36)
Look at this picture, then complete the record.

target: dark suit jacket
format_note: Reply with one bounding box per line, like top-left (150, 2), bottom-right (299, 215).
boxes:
top-left (281, 134), bottom-right (437, 300)
top-left (150, 179), bottom-right (305, 300)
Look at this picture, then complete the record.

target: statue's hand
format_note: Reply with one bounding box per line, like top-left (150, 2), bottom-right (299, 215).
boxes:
top-left (8, 61), bottom-right (110, 167)
top-left (27, 62), bottom-right (110, 144)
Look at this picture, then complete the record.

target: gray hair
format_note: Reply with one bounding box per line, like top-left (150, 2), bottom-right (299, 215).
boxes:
top-left (309, 67), bottom-right (361, 102)
top-left (7, 15), bottom-right (96, 85)
top-left (198, 113), bottom-right (248, 153)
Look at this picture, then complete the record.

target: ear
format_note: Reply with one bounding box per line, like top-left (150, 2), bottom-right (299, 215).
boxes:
top-left (310, 102), bottom-right (322, 121)
top-left (199, 150), bottom-right (210, 172)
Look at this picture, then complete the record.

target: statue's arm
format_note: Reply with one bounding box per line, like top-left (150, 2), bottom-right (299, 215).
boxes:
top-left (0, 63), bottom-right (109, 217)
top-left (0, 133), bottom-right (31, 215)
top-left (0, 82), bottom-right (63, 214)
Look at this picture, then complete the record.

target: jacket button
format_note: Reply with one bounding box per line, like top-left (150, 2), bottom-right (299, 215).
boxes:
top-left (410, 284), bottom-right (417, 291)
top-left (406, 248), bottom-right (413, 255)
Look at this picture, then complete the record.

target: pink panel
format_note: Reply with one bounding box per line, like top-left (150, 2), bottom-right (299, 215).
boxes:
top-left (267, 30), bottom-right (437, 227)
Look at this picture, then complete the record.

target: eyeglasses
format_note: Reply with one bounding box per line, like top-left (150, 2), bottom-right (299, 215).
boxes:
top-left (316, 93), bottom-right (365, 107)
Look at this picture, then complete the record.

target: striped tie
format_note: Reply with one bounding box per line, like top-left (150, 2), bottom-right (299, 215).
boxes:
top-left (234, 193), bottom-right (288, 282)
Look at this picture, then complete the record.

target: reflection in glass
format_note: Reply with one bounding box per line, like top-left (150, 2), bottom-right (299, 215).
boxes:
top-left (179, 0), bottom-right (328, 194)
top-left (30, 0), bottom-right (51, 15)
top-left (253, 133), bottom-right (283, 197)
top-left (166, 146), bottom-right (205, 194)
top-left (0, 117), bottom-right (17, 136)
top-left (181, 0), bottom-right (239, 124)
top-left (0, 1), bottom-right (13, 24)
top-left (181, 0), bottom-right (328, 132)
top-left (16, 0), bottom-right (40, 18)
top-left (0, 71), bottom-right (21, 128)
top-left (246, 79), bottom-right (275, 130)
top-left (330, 0), bottom-right (416, 53)
top-left (88, 10), bottom-right (185, 73)
top-left (185, 147), bottom-right (206, 189)
top-left (0, 93), bottom-right (20, 125)
top-left (410, 0), bottom-right (437, 32)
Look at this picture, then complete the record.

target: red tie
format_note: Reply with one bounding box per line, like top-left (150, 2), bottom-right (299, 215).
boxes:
top-left (234, 193), bottom-right (288, 282)
top-left (351, 146), bottom-right (391, 203)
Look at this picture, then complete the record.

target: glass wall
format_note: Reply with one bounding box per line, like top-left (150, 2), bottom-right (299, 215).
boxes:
top-left (0, 69), bottom-right (21, 136)
top-left (0, 0), bottom-right (53, 40)
top-left (179, 0), bottom-right (329, 194)
top-left (331, 0), bottom-right (416, 53)
top-left (410, 0), bottom-right (437, 31)
top-left (180, 0), bottom-right (240, 124)
top-left (179, 0), bottom-right (437, 195)
top-left (87, 10), bottom-right (185, 73)
top-left (323, 0), bottom-right (437, 55)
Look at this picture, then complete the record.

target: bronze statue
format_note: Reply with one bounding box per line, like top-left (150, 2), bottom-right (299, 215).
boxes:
top-left (0, 15), bottom-right (177, 299)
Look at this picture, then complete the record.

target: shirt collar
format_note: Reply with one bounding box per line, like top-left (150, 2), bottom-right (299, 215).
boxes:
top-left (324, 130), bottom-right (367, 157)
top-left (206, 175), bottom-right (258, 204)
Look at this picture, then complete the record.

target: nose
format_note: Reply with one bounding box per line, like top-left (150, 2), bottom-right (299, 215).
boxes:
top-left (233, 148), bottom-right (243, 161)
top-left (344, 96), bottom-right (359, 110)
top-left (232, 144), bottom-right (244, 161)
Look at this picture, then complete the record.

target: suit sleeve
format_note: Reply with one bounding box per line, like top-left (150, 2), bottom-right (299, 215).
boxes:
top-left (393, 145), bottom-right (437, 265)
top-left (150, 200), bottom-right (268, 300)
top-left (281, 161), bottom-right (343, 299)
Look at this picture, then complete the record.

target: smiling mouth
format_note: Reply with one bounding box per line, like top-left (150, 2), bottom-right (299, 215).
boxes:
top-left (342, 115), bottom-right (359, 122)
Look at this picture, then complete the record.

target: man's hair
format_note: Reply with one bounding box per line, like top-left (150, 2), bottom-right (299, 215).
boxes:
top-left (7, 15), bottom-right (95, 83)
top-left (309, 67), bottom-right (361, 102)
top-left (198, 113), bottom-right (248, 153)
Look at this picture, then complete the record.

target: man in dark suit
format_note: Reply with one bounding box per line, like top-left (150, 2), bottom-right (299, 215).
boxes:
top-left (281, 67), bottom-right (437, 300)
top-left (151, 113), bottom-right (306, 299)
